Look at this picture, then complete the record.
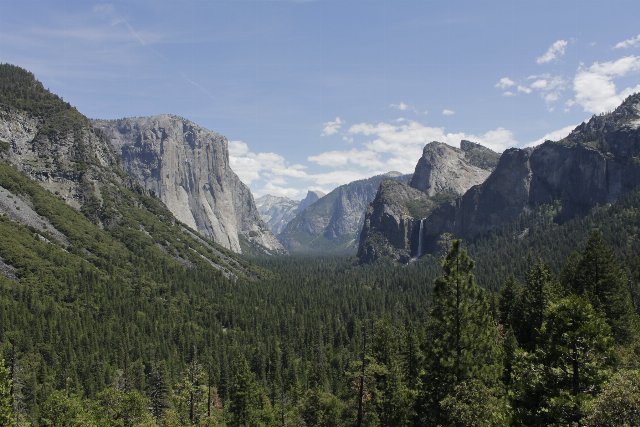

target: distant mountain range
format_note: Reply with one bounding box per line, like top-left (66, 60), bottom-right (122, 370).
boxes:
top-left (255, 190), bottom-right (325, 235)
top-left (277, 172), bottom-right (411, 254)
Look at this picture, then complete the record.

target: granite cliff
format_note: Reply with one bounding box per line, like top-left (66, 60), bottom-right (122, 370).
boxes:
top-left (279, 172), bottom-right (409, 254)
top-left (358, 141), bottom-right (499, 263)
top-left (0, 64), bottom-right (257, 277)
top-left (417, 93), bottom-right (640, 255)
top-left (94, 116), bottom-right (284, 254)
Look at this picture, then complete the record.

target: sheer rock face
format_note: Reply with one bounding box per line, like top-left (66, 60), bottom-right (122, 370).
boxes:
top-left (278, 173), bottom-right (410, 254)
top-left (358, 141), bottom-right (498, 263)
top-left (409, 141), bottom-right (499, 197)
top-left (358, 179), bottom-right (434, 263)
top-left (256, 190), bottom-right (325, 235)
top-left (419, 93), bottom-right (640, 253)
top-left (93, 115), bottom-right (284, 254)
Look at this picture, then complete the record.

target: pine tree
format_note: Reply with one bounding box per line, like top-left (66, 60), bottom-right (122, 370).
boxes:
top-left (516, 261), bottom-right (561, 351)
top-left (572, 231), bottom-right (638, 343)
top-left (515, 295), bottom-right (614, 425)
top-left (147, 361), bottom-right (169, 422)
top-left (416, 240), bottom-right (504, 425)
top-left (173, 357), bottom-right (207, 425)
top-left (368, 318), bottom-right (413, 426)
top-left (228, 356), bottom-right (263, 427)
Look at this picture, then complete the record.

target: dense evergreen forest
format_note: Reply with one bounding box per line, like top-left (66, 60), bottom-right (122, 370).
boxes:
top-left (0, 64), bottom-right (639, 425)
top-left (1, 199), bottom-right (640, 425)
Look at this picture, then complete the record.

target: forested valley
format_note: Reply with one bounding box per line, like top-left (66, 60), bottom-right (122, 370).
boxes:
top-left (2, 189), bottom-right (640, 425)
top-left (1, 64), bottom-right (640, 426)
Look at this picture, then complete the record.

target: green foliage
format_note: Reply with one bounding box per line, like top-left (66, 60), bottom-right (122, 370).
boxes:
top-left (227, 356), bottom-right (265, 426)
top-left (92, 387), bottom-right (155, 426)
top-left (513, 296), bottom-right (614, 425)
top-left (582, 369), bottom-right (640, 426)
top-left (0, 64), bottom-right (87, 137)
top-left (516, 261), bottom-right (564, 351)
top-left (41, 390), bottom-right (96, 426)
top-left (440, 379), bottom-right (510, 427)
top-left (300, 389), bottom-right (346, 427)
top-left (0, 359), bottom-right (14, 427)
top-left (173, 358), bottom-right (208, 425)
top-left (417, 241), bottom-right (504, 425)
top-left (570, 231), bottom-right (638, 343)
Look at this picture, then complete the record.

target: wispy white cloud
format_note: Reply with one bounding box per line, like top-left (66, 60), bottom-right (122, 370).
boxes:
top-left (517, 85), bottom-right (533, 94)
top-left (536, 39), bottom-right (568, 64)
top-left (496, 73), bottom-right (566, 109)
top-left (390, 101), bottom-right (427, 115)
top-left (442, 109), bottom-right (455, 116)
top-left (495, 77), bottom-right (515, 89)
top-left (526, 124), bottom-right (577, 147)
top-left (321, 117), bottom-right (344, 136)
top-left (390, 102), bottom-right (411, 111)
top-left (232, 115), bottom-right (522, 198)
top-left (614, 34), bottom-right (640, 49)
top-left (573, 55), bottom-right (640, 113)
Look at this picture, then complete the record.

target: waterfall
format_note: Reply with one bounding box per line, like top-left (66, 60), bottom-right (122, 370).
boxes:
top-left (417, 218), bottom-right (424, 257)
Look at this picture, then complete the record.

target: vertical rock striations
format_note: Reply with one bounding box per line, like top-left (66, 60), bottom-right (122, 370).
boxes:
top-left (94, 116), bottom-right (285, 254)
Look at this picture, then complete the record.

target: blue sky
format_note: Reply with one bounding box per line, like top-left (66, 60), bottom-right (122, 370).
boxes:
top-left (1, 0), bottom-right (640, 198)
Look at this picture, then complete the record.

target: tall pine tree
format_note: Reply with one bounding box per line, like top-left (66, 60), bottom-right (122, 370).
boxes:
top-left (571, 231), bottom-right (638, 343)
top-left (416, 240), bottom-right (504, 425)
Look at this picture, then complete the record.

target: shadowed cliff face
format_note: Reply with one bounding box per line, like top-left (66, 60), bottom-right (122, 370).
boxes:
top-left (94, 116), bottom-right (284, 254)
top-left (418, 93), bottom-right (640, 254)
top-left (358, 141), bottom-right (499, 263)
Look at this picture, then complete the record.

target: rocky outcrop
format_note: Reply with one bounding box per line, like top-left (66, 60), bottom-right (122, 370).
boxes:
top-left (297, 190), bottom-right (325, 213)
top-left (94, 116), bottom-right (284, 254)
top-left (279, 172), bottom-right (409, 254)
top-left (256, 190), bottom-right (325, 235)
top-left (0, 108), bottom-right (118, 210)
top-left (358, 141), bottom-right (498, 263)
top-left (410, 141), bottom-right (499, 196)
top-left (418, 93), bottom-right (640, 253)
